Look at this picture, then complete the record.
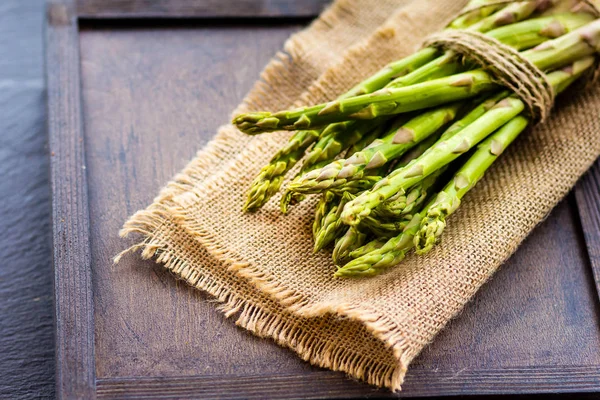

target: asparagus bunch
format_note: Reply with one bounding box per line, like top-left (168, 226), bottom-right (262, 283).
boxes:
top-left (233, 3), bottom-right (600, 278)
top-left (336, 56), bottom-right (594, 277)
top-left (242, 0), bottom-right (563, 211)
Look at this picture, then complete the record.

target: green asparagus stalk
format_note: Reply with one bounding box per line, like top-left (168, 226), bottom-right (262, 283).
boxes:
top-left (341, 56), bottom-right (596, 226)
top-left (234, 18), bottom-right (600, 134)
top-left (344, 123), bottom-right (389, 158)
top-left (312, 191), bottom-right (337, 241)
top-left (348, 238), bottom-right (388, 260)
top-left (317, 134), bottom-right (441, 201)
top-left (490, 12), bottom-right (595, 50)
top-left (327, 176), bottom-right (382, 196)
top-left (437, 91), bottom-right (511, 141)
top-left (233, 71), bottom-right (497, 134)
top-left (414, 115), bottom-right (530, 254)
top-left (243, 130), bottom-right (319, 211)
top-left (365, 91), bottom-right (515, 219)
top-left (360, 215), bottom-right (413, 237)
top-left (467, 0), bottom-right (547, 33)
top-left (314, 192), bottom-right (355, 252)
top-left (332, 227), bottom-right (368, 264)
top-left (448, 0), bottom-right (508, 30)
top-left (523, 19), bottom-right (600, 70)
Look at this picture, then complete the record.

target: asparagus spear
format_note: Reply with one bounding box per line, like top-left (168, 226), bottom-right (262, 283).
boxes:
top-left (328, 177), bottom-right (382, 196)
top-left (280, 117), bottom-right (400, 213)
top-left (278, 121), bottom-right (386, 213)
top-left (326, 131), bottom-right (442, 198)
top-left (448, 0), bottom-right (508, 30)
top-left (348, 238), bottom-right (388, 260)
top-left (466, 0), bottom-right (547, 33)
top-left (243, 130), bottom-right (320, 212)
top-left (437, 91), bottom-right (511, 141)
top-left (341, 56), bottom-right (596, 226)
top-left (490, 12), bottom-right (595, 50)
top-left (312, 191), bottom-right (337, 241)
top-left (233, 71), bottom-right (497, 134)
top-left (314, 192), bottom-right (355, 252)
top-left (414, 115), bottom-right (530, 254)
top-left (234, 18), bottom-right (600, 134)
top-left (360, 215), bottom-right (413, 237)
top-left (332, 227), bottom-right (368, 264)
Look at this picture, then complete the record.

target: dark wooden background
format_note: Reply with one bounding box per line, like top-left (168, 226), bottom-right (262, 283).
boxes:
top-left (0, 0), bottom-right (55, 398)
top-left (2, 0), bottom-right (599, 398)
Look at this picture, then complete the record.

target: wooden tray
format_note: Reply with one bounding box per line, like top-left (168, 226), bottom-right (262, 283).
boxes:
top-left (47, 0), bottom-right (600, 398)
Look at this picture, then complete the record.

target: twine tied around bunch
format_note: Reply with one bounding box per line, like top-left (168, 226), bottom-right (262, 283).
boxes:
top-left (424, 30), bottom-right (555, 122)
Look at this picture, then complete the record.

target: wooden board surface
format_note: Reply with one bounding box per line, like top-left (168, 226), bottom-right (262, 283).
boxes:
top-left (78, 20), bottom-right (600, 399)
top-left (47, 0), bottom-right (600, 398)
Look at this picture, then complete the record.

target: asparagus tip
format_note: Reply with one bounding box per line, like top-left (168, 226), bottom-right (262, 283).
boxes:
top-left (414, 215), bottom-right (446, 255)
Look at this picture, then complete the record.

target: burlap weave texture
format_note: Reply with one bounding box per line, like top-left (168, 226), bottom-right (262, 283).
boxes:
top-left (121, 0), bottom-right (600, 391)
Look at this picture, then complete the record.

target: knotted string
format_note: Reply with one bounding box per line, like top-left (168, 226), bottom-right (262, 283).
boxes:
top-left (424, 30), bottom-right (555, 122)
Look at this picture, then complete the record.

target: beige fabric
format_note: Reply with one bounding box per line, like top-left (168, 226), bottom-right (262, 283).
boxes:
top-left (119, 0), bottom-right (600, 391)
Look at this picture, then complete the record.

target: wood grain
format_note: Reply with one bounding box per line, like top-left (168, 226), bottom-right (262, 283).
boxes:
top-left (46, 1), bottom-right (96, 398)
top-left (75, 22), bottom-right (600, 397)
top-left (77, 0), bottom-right (331, 19)
top-left (96, 365), bottom-right (600, 399)
top-left (575, 161), bottom-right (600, 303)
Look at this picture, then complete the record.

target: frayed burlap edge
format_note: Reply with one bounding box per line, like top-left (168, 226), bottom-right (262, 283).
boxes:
top-left (119, 204), bottom-right (411, 390)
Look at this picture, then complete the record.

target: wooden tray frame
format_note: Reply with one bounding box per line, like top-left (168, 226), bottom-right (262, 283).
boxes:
top-left (46, 0), bottom-right (600, 398)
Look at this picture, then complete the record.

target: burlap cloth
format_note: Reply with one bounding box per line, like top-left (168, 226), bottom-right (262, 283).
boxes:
top-left (120, 0), bottom-right (600, 391)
